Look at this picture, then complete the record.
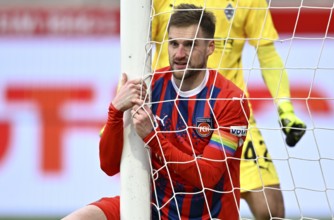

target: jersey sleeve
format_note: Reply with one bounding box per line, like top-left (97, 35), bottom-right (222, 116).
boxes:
top-left (99, 104), bottom-right (124, 176)
top-left (257, 43), bottom-right (291, 100)
top-left (143, 131), bottom-right (225, 189)
top-left (214, 95), bottom-right (250, 153)
top-left (245, 0), bottom-right (279, 46)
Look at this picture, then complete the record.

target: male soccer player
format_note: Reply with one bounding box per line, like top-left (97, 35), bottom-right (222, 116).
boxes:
top-left (62, 4), bottom-right (250, 219)
top-left (151, 1), bottom-right (307, 219)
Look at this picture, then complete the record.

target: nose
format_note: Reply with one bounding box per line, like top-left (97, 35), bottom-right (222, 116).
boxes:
top-left (175, 45), bottom-right (186, 59)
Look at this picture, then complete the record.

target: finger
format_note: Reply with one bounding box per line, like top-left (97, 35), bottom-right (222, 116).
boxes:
top-left (132, 99), bottom-right (144, 107)
top-left (121, 73), bottom-right (128, 86)
top-left (139, 90), bottom-right (147, 100)
top-left (130, 79), bottom-right (148, 93)
top-left (134, 84), bottom-right (147, 97)
top-left (131, 105), bottom-right (141, 118)
top-left (132, 84), bottom-right (146, 95)
top-left (141, 104), bottom-right (151, 114)
top-left (137, 106), bottom-right (153, 122)
top-left (128, 78), bottom-right (144, 86)
top-left (141, 81), bottom-right (148, 90)
top-left (117, 73), bottom-right (128, 92)
top-left (130, 84), bottom-right (146, 97)
top-left (141, 94), bottom-right (148, 102)
top-left (134, 106), bottom-right (149, 118)
top-left (132, 104), bottom-right (140, 112)
top-left (131, 107), bottom-right (141, 119)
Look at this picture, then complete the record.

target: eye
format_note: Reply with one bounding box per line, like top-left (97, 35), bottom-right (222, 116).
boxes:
top-left (183, 40), bottom-right (196, 50)
top-left (169, 41), bottom-right (178, 47)
top-left (184, 40), bottom-right (195, 48)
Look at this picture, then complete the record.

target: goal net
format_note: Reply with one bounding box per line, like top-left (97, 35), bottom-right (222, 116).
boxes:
top-left (121, 0), bottom-right (334, 219)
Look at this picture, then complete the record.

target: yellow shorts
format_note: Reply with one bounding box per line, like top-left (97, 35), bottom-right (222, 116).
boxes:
top-left (240, 117), bottom-right (280, 193)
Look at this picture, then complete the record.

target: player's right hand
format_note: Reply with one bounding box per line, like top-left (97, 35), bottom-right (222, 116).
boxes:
top-left (278, 102), bottom-right (307, 147)
top-left (111, 73), bottom-right (147, 112)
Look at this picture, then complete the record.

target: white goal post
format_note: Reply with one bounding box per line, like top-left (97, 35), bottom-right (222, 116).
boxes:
top-left (120, 0), bottom-right (151, 219)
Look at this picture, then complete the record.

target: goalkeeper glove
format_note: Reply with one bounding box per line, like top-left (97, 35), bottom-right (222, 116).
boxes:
top-left (278, 101), bottom-right (306, 147)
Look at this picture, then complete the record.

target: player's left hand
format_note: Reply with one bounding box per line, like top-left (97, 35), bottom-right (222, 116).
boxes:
top-left (278, 102), bottom-right (307, 147)
top-left (132, 103), bottom-right (154, 139)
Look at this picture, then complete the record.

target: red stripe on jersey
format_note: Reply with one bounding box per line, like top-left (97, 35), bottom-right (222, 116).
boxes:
top-left (154, 75), bottom-right (169, 120)
top-left (172, 99), bottom-right (179, 131)
top-left (188, 98), bottom-right (194, 127)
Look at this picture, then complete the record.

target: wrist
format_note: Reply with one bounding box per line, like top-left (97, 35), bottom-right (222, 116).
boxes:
top-left (143, 130), bottom-right (158, 150)
top-left (278, 101), bottom-right (294, 115)
top-left (111, 100), bottom-right (123, 112)
top-left (108, 103), bottom-right (124, 120)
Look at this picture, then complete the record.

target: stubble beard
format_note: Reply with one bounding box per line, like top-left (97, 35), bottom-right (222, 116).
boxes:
top-left (171, 59), bottom-right (206, 81)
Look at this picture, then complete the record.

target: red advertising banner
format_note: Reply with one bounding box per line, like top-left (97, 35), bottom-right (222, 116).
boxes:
top-left (0, 7), bottom-right (120, 36)
top-left (0, 7), bottom-right (332, 36)
top-left (271, 8), bottom-right (334, 35)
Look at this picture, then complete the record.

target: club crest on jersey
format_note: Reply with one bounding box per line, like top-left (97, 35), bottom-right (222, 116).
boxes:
top-left (230, 126), bottom-right (247, 137)
top-left (224, 3), bottom-right (234, 21)
top-left (196, 117), bottom-right (213, 137)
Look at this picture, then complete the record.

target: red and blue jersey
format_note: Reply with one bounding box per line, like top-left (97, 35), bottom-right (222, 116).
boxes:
top-left (99, 67), bottom-right (249, 219)
top-left (143, 67), bottom-right (250, 219)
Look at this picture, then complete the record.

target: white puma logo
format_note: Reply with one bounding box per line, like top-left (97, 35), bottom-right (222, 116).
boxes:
top-left (155, 115), bottom-right (168, 126)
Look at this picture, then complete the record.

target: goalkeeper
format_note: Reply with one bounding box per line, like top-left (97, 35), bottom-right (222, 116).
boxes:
top-left (63, 4), bottom-right (250, 219)
top-left (151, 0), bottom-right (307, 219)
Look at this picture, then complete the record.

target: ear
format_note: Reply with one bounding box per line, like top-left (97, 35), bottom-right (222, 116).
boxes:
top-left (207, 40), bottom-right (215, 56)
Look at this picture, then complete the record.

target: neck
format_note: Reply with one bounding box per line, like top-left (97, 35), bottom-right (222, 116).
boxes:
top-left (173, 69), bottom-right (206, 91)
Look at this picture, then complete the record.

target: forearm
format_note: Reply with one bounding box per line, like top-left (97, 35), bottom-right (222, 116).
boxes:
top-left (99, 104), bottom-right (124, 176)
top-left (144, 132), bottom-right (226, 189)
top-left (257, 43), bottom-right (291, 103)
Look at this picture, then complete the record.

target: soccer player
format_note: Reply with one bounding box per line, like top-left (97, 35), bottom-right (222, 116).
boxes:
top-left (62, 4), bottom-right (250, 219)
top-left (152, 1), bottom-right (307, 219)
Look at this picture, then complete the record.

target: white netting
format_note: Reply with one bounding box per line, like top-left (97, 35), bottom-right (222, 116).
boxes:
top-left (241, 1), bottom-right (334, 219)
top-left (138, 0), bottom-right (334, 219)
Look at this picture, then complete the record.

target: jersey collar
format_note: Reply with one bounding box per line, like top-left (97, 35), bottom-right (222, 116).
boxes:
top-left (171, 69), bottom-right (209, 97)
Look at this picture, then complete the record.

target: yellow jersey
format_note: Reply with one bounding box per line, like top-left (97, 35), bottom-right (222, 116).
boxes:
top-left (152, 0), bottom-right (278, 90)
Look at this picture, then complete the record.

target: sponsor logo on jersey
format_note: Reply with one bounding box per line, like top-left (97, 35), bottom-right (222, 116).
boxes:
top-left (196, 117), bottom-right (213, 137)
top-left (155, 114), bottom-right (168, 127)
top-left (230, 126), bottom-right (247, 137)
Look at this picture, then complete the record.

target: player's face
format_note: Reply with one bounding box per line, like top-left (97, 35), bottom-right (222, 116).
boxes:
top-left (168, 25), bottom-right (214, 81)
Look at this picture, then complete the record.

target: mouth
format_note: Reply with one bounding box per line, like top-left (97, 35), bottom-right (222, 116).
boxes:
top-left (173, 61), bottom-right (188, 70)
